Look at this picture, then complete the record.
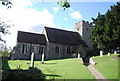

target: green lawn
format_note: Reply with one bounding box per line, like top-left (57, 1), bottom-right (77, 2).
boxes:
top-left (93, 54), bottom-right (119, 79)
top-left (5, 58), bottom-right (94, 79)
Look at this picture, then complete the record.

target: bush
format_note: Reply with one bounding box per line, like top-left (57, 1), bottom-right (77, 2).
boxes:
top-left (0, 49), bottom-right (11, 60)
top-left (2, 67), bottom-right (46, 80)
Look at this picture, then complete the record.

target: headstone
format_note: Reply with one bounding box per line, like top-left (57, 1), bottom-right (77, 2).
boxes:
top-left (100, 50), bottom-right (103, 57)
top-left (78, 54), bottom-right (80, 58)
top-left (30, 52), bottom-right (34, 67)
top-left (108, 52), bottom-right (110, 56)
top-left (114, 51), bottom-right (117, 54)
top-left (90, 58), bottom-right (96, 65)
top-left (41, 53), bottom-right (44, 64)
top-left (17, 64), bottom-right (20, 69)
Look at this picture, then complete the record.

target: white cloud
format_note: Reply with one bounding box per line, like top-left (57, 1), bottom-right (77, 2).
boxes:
top-left (61, 27), bottom-right (73, 32)
top-left (70, 11), bottom-right (82, 20)
top-left (69, 8), bottom-right (74, 12)
top-left (0, 0), bottom-right (56, 48)
top-left (64, 18), bottom-right (68, 21)
top-left (52, 6), bottom-right (59, 14)
top-left (28, 24), bottom-right (44, 33)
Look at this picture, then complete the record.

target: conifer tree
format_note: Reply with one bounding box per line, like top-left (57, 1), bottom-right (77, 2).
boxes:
top-left (90, 2), bottom-right (120, 53)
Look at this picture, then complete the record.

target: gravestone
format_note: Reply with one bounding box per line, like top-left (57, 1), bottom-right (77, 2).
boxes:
top-left (100, 50), bottom-right (103, 57)
top-left (41, 53), bottom-right (44, 64)
top-left (17, 64), bottom-right (20, 69)
top-left (108, 52), bottom-right (110, 56)
top-left (78, 54), bottom-right (80, 58)
top-left (114, 51), bottom-right (117, 54)
top-left (90, 58), bottom-right (96, 65)
top-left (30, 52), bottom-right (34, 67)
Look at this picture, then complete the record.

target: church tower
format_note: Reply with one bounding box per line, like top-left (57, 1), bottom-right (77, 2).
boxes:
top-left (75, 20), bottom-right (93, 51)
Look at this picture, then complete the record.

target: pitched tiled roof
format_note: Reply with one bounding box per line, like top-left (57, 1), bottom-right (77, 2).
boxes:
top-left (17, 31), bottom-right (46, 45)
top-left (45, 27), bottom-right (87, 47)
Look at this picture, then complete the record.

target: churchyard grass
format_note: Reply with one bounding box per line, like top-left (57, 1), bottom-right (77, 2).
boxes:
top-left (35, 58), bottom-right (94, 79)
top-left (92, 54), bottom-right (119, 79)
top-left (4, 58), bottom-right (94, 79)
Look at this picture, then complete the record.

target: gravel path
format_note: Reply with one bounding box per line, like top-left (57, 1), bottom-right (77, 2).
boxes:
top-left (87, 65), bottom-right (110, 81)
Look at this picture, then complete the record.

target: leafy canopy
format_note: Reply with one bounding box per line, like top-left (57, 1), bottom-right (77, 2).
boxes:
top-left (0, 0), bottom-right (70, 10)
top-left (90, 2), bottom-right (120, 51)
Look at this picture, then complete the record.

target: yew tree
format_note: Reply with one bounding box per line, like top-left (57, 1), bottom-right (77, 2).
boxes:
top-left (90, 2), bottom-right (120, 52)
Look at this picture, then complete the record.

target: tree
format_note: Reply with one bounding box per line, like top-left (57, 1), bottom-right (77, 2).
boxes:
top-left (90, 2), bottom-right (120, 53)
top-left (0, 19), bottom-right (10, 42)
top-left (57, 0), bottom-right (70, 10)
top-left (91, 13), bottom-right (106, 51)
top-left (0, 47), bottom-right (12, 59)
top-left (0, 0), bottom-right (70, 10)
top-left (0, 0), bottom-right (12, 41)
top-left (0, 19), bottom-right (12, 59)
top-left (0, 0), bottom-right (12, 8)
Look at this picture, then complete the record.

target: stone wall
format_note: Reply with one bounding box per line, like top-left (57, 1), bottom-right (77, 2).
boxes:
top-left (75, 20), bottom-right (93, 51)
top-left (11, 43), bottom-right (46, 60)
top-left (46, 43), bottom-right (85, 59)
top-left (11, 42), bottom-right (86, 60)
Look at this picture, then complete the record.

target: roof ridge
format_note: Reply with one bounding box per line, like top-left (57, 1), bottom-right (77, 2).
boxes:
top-left (18, 31), bottom-right (43, 35)
top-left (44, 26), bottom-right (78, 33)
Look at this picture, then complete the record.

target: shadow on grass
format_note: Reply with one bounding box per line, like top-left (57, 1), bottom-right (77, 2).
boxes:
top-left (2, 66), bottom-right (46, 80)
top-left (43, 63), bottom-right (57, 65)
top-left (45, 57), bottom-right (75, 61)
top-left (44, 74), bottom-right (61, 80)
top-left (45, 74), bottom-right (61, 77)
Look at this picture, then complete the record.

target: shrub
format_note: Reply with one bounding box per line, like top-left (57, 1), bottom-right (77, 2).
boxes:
top-left (2, 67), bottom-right (46, 80)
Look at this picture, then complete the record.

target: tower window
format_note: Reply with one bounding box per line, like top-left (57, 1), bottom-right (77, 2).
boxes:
top-left (86, 28), bottom-right (88, 31)
top-left (77, 28), bottom-right (79, 31)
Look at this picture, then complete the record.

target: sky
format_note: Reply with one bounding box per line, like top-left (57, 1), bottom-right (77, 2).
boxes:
top-left (0, 0), bottom-right (119, 49)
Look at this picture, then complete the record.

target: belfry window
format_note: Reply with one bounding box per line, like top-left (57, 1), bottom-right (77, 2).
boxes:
top-left (86, 28), bottom-right (88, 31)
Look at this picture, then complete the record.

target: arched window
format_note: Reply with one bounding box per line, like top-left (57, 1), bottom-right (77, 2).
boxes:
top-left (55, 46), bottom-right (59, 53)
top-left (21, 44), bottom-right (27, 54)
top-left (39, 47), bottom-right (43, 54)
top-left (67, 47), bottom-right (70, 54)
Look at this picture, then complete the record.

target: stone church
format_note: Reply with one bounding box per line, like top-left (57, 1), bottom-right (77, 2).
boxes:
top-left (11, 20), bottom-right (92, 60)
